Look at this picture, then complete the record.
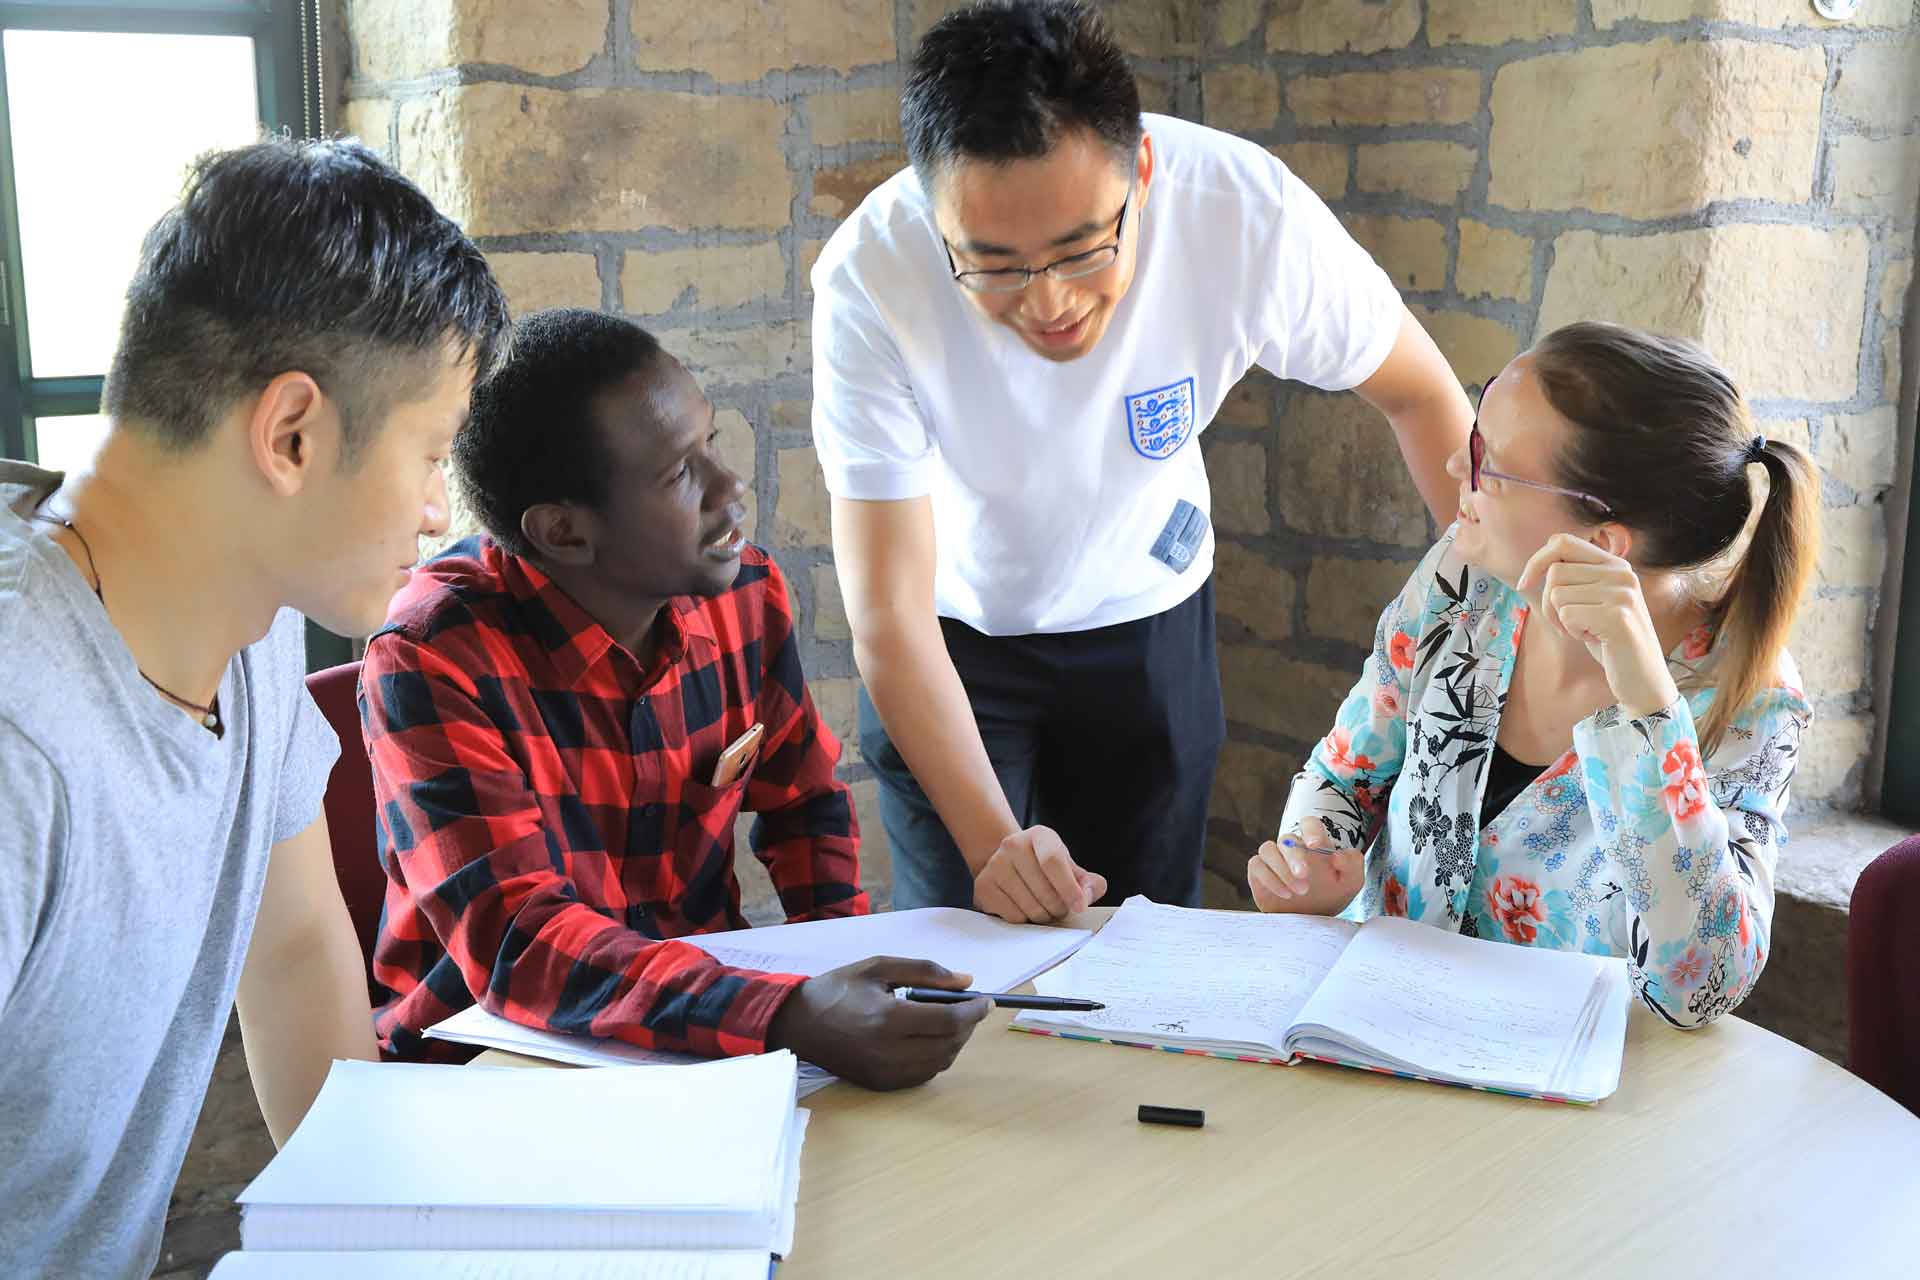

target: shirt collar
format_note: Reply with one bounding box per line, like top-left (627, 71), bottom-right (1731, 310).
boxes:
top-left (668, 590), bottom-right (719, 656)
top-left (490, 541), bottom-right (717, 690)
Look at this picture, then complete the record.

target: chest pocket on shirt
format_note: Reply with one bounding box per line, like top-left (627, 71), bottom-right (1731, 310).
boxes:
top-left (662, 770), bottom-right (753, 923)
top-left (673, 770), bottom-right (752, 848)
top-left (622, 700), bottom-right (752, 869)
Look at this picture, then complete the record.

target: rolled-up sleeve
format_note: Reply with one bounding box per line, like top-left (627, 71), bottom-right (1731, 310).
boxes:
top-left (810, 250), bottom-right (939, 501)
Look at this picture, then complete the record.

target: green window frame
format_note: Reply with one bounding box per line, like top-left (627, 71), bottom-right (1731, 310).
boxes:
top-left (1882, 411), bottom-right (1920, 824)
top-left (0, 0), bottom-right (352, 668)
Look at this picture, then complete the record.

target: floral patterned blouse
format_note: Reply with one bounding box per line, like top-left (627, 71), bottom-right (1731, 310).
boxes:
top-left (1278, 528), bottom-right (1812, 1029)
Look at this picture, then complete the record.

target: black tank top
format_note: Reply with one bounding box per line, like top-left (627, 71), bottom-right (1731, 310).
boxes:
top-left (1480, 742), bottom-right (1549, 831)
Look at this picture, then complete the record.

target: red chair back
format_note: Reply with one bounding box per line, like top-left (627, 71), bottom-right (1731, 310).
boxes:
top-left (304, 660), bottom-right (385, 1003)
top-left (1847, 834), bottom-right (1920, 1116)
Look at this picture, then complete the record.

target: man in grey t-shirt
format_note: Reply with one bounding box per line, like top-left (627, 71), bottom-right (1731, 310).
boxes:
top-left (0, 138), bottom-right (508, 1277)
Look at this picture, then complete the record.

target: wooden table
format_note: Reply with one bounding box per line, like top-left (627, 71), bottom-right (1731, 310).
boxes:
top-left (483, 909), bottom-right (1920, 1277)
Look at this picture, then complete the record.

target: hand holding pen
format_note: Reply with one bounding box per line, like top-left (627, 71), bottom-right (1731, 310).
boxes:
top-left (1247, 815), bottom-right (1364, 915)
top-left (894, 987), bottom-right (1104, 1012)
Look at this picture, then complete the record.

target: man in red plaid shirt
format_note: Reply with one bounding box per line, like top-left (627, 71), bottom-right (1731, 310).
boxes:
top-left (360, 308), bottom-right (987, 1090)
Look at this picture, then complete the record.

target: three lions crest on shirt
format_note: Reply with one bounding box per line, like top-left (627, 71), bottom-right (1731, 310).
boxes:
top-left (1124, 376), bottom-right (1196, 460)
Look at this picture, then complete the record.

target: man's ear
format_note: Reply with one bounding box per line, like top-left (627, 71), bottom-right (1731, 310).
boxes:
top-left (522, 503), bottom-right (595, 566)
top-left (1134, 131), bottom-right (1155, 214)
top-left (1592, 521), bottom-right (1632, 561)
top-left (246, 372), bottom-right (334, 497)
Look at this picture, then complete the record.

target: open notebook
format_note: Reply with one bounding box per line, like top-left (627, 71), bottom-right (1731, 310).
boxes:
top-left (1013, 897), bottom-right (1631, 1104)
top-left (426, 907), bottom-right (1092, 1086)
top-left (223, 1054), bottom-right (807, 1267)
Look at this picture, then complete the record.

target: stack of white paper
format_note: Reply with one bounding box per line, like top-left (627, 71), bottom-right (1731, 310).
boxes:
top-left (210, 1252), bottom-right (771, 1278)
top-left (222, 1054), bottom-right (807, 1269)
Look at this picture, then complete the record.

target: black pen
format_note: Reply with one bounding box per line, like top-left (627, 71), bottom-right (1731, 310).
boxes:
top-left (895, 988), bottom-right (1105, 1011)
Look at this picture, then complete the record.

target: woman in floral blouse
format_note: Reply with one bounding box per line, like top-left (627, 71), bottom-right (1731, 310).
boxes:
top-left (1250, 322), bottom-right (1819, 1029)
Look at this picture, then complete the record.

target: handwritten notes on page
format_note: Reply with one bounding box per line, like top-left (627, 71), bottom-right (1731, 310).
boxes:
top-left (1012, 897), bottom-right (1630, 1102)
top-left (1022, 897), bottom-right (1357, 1055)
top-left (1286, 915), bottom-right (1614, 1095)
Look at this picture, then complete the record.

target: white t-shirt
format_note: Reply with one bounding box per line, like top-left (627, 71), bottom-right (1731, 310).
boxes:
top-left (810, 113), bottom-right (1403, 636)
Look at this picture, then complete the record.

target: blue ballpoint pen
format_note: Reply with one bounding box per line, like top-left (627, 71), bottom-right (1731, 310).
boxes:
top-left (1280, 835), bottom-right (1351, 855)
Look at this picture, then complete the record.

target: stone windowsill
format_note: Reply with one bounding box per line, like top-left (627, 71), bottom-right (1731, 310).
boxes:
top-left (1777, 812), bottom-right (1916, 910)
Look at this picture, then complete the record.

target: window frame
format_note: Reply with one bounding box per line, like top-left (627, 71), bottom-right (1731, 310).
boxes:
top-left (1880, 372), bottom-right (1920, 824)
top-left (0, 1), bottom-right (354, 669)
top-left (0, 0), bottom-right (308, 460)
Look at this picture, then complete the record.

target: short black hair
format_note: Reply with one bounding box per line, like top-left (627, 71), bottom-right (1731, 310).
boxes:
top-left (903, 0), bottom-right (1142, 185)
top-left (457, 308), bottom-right (670, 560)
top-left (103, 136), bottom-right (509, 460)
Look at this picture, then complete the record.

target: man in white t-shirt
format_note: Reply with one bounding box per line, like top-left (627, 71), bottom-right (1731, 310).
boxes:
top-left (811, 0), bottom-right (1472, 922)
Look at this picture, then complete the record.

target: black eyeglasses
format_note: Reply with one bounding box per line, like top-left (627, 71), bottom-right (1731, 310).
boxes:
top-left (1472, 375), bottom-right (1612, 517)
top-left (944, 187), bottom-right (1132, 294)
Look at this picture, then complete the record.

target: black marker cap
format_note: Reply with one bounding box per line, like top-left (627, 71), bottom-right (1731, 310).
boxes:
top-left (1137, 1104), bottom-right (1204, 1129)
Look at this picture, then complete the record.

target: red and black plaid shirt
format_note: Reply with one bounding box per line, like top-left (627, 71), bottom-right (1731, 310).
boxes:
top-left (360, 536), bottom-right (866, 1061)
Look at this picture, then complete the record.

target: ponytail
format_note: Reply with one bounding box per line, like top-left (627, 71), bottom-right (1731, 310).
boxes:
top-left (1531, 323), bottom-right (1823, 758)
top-left (1700, 438), bottom-right (1820, 757)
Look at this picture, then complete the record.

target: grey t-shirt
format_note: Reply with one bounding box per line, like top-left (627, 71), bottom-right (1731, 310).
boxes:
top-left (0, 463), bottom-right (339, 1277)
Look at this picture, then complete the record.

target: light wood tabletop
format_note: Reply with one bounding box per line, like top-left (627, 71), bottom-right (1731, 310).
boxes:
top-left (479, 907), bottom-right (1920, 1277)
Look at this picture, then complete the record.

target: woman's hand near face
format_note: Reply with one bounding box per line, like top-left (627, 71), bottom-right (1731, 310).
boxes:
top-left (1515, 533), bottom-right (1681, 718)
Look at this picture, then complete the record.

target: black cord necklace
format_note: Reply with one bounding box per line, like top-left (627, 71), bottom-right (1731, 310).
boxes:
top-left (39, 512), bottom-right (225, 737)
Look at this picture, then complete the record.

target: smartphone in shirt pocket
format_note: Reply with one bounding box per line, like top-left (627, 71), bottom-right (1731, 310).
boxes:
top-left (710, 723), bottom-right (764, 788)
